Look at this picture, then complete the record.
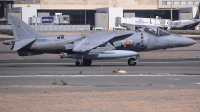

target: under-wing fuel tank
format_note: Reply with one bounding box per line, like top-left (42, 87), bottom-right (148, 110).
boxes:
top-left (60, 50), bottom-right (138, 60)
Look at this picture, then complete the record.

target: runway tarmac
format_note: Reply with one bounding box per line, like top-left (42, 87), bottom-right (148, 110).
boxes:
top-left (1, 74), bottom-right (200, 93)
top-left (0, 59), bottom-right (200, 92)
top-left (0, 58), bottom-right (200, 75)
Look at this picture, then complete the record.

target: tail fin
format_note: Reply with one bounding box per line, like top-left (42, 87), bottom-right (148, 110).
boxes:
top-left (194, 3), bottom-right (200, 19)
top-left (9, 15), bottom-right (43, 40)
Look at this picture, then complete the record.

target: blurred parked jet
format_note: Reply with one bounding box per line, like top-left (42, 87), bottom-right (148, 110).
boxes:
top-left (168, 3), bottom-right (200, 30)
top-left (3, 15), bottom-right (196, 66)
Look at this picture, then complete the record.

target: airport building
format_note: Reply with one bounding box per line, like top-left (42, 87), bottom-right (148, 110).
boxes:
top-left (0, 0), bottom-right (200, 29)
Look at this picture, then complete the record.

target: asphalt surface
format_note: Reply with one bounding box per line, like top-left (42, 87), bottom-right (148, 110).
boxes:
top-left (0, 59), bottom-right (200, 92)
top-left (1, 74), bottom-right (200, 93)
top-left (0, 58), bottom-right (200, 75)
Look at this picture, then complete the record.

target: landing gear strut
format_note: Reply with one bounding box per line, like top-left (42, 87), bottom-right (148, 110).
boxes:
top-left (75, 59), bottom-right (92, 66)
top-left (75, 59), bottom-right (80, 66)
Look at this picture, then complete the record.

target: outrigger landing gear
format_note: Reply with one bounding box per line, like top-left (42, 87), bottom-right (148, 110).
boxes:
top-left (75, 59), bottom-right (92, 66)
top-left (128, 54), bottom-right (140, 66)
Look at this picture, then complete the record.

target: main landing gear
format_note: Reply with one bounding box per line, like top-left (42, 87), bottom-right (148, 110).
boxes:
top-left (75, 55), bottom-right (139, 66)
top-left (75, 59), bottom-right (92, 66)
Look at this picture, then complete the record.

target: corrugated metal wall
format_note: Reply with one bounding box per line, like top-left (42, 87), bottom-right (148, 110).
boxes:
top-left (95, 13), bottom-right (108, 29)
top-left (108, 7), bottom-right (123, 29)
top-left (179, 13), bottom-right (192, 20)
top-left (22, 7), bottom-right (38, 24)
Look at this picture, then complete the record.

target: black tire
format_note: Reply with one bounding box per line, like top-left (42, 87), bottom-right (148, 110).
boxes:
top-left (75, 61), bottom-right (80, 66)
top-left (83, 59), bottom-right (92, 66)
top-left (128, 58), bottom-right (136, 66)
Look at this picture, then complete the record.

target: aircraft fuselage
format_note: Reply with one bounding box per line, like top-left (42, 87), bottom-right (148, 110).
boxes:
top-left (18, 28), bottom-right (195, 56)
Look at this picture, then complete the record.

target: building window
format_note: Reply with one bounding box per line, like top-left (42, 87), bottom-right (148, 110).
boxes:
top-left (187, 1), bottom-right (193, 5)
top-left (194, 1), bottom-right (199, 5)
top-left (181, 1), bottom-right (187, 5)
top-left (162, 1), bottom-right (199, 5)
top-left (162, 1), bottom-right (167, 5)
top-left (167, 1), bottom-right (172, 5)
top-left (174, 1), bottom-right (180, 5)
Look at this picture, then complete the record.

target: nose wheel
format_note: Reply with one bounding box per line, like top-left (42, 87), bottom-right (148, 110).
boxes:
top-left (128, 54), bottom-right (139, 66)
top-left (128, 58), bottom-right (137, 66)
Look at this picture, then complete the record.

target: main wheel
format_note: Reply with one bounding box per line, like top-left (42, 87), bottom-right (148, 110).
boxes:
top-left (75, 61), bottom-right (80, 66)
top-left (128, 58), bottom-right (136, 66)
top-left (83, 59), bottom-right (92, 66)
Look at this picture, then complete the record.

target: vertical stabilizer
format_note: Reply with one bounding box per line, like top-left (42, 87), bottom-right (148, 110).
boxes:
top-left (194, 3), bottom-right (200, 19)
top-left (9, 15), bottom-right (43, 40)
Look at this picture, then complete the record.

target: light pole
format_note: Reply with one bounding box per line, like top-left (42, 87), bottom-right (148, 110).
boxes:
top-left (84, 0), bottom-right (87, 30)
top-left (170, 0), bottom-right (173, 21)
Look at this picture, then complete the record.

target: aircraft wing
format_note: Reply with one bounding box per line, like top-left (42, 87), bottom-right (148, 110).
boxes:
top-left (12, 38), bottom-right (36, 51)
top-left (72, 31), bottom-right (133, 52)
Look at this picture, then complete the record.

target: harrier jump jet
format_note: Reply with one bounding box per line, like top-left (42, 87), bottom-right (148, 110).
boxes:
top-left (3, 15), bottom-right (196, 66)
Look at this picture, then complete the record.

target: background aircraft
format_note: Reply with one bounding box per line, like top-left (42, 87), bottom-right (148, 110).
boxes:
top-left (168, 3), bottom-right (200, 30)
top-left (3, 15), bottom-right (196, 66)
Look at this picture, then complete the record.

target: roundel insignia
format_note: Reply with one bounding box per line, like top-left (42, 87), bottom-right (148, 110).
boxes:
top-left (85, 42), bottom-right (89, 45)
top-left (125, 40), bottom-right (130, 45)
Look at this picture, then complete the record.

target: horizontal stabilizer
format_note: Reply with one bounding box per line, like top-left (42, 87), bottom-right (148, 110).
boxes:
top-left (13, 38), bottom-right (36, 51)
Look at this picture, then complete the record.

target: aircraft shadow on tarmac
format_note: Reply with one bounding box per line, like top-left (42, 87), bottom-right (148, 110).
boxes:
top-left (59, 65), bottom-right (139, 67)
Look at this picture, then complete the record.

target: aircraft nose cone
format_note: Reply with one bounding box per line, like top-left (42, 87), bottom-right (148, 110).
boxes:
top-left (181, 37), bottom-right (196, 46)
top-left (171, 36), bottom-right (196, 47)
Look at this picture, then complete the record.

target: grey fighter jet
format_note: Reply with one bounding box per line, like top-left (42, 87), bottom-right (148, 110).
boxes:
top-left (3, 15), bottom-right (196, 66)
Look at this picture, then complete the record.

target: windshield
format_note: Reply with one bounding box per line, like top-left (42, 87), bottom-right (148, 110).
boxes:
top-left (144, 27), bottom-right (170, 36)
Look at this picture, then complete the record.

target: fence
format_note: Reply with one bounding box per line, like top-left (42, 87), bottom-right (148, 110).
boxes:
top-left (0, 25), bottom-right (90, 31)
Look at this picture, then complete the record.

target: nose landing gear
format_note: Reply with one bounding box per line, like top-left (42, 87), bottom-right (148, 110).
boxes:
top-left (128, 54), bottom-right (140, 66)
top-left (128, 58), bottom-right (136, 66)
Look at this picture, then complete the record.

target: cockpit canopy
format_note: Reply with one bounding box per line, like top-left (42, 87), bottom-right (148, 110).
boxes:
top-left (144, 27), bottom-right (170, 36)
